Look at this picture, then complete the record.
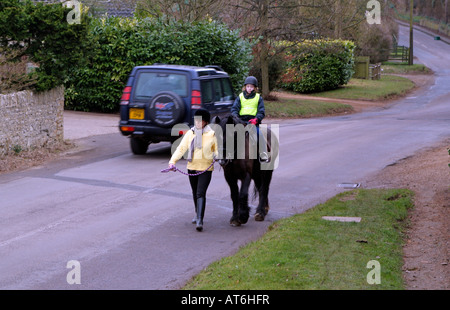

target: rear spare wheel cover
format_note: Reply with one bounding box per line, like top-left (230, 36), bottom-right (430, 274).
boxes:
top-left (148, 91), bottom-right (185, 127)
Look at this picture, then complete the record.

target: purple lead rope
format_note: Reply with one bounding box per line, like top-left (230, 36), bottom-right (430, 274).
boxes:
top-left (161, 160), bottom-right (216, 177)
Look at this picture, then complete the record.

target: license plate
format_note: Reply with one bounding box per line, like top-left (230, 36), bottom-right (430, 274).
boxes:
top-left (130, 108), bottom-right (144, 120)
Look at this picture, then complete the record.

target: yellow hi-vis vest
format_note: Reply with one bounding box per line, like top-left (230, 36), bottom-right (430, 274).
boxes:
top-left (239, 93), bottom-right (260, 116)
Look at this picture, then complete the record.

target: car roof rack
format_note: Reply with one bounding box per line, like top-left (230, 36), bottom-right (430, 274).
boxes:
top-left (205, 65), bottom-right (224, 72)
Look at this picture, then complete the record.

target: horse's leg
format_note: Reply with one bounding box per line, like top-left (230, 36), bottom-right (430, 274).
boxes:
top-left (252, 173), bottom-right (262, 213)
top-left (238, 173), bottom-right (252, 224)
top-left (225, 173), bottom-right (240, 226)
top-left (255, 170), bottom-right (273, 222)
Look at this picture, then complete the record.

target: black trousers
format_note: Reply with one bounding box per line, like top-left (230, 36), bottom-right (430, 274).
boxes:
top-left (188, 170), bottom-right (212, 202)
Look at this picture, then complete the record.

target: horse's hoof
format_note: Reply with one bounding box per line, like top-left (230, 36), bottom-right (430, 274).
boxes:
top-left (254, 213), bottom-right (265, 221)
top-left (239, 217), bottom-right (249, 224)
top-left (230, 220), bottom-right (241, 227)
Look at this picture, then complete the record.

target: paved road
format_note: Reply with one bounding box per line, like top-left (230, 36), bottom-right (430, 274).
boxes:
top-left (0, 24), bottom-right (449, 290)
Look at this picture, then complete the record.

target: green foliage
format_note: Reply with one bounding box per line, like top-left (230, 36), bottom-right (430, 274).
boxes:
top-left (280, 40), bottom-right (355, 93)
top-left (12, 144), bottom-right (22, 155)
top-left (0, 0), bottom-right (90, 92)
top-left (65, 17), bottom-right (253, 112)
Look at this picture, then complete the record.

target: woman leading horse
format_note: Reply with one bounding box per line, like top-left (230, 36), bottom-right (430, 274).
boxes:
top-left (168, 108), bottom-right (218, 232)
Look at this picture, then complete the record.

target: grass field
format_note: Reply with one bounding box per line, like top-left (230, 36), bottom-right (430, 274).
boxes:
top-left (381, 63), bottom-right (432, 74)
top-left (309, 75), bottom-right (415, 101)
top-left (265, 99), bottom-right (354, 118)
top-left (184, 189), bottom-right (414, 290)
top-left (264, 74), bottom-right (416, 118)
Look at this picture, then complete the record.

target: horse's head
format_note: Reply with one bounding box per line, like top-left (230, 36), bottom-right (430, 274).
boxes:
top-left (212, 115), bottom-right (240, 167)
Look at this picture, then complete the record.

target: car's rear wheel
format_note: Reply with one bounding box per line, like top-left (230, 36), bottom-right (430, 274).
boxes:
top-left (130, 137), bottom-right (149, 155)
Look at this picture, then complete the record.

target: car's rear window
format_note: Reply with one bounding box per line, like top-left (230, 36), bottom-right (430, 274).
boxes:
top-left (134, 72), bottom-right (188, 99)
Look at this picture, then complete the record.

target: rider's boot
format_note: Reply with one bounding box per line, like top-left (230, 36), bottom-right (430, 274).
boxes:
top-left (196, 197), bottom-right (206, 232)
top-left (259, 151), bottom-right (270, 163)
top-left (257, 128), bottom-right (270, 163)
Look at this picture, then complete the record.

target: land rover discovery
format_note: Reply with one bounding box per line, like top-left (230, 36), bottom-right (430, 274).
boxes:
top-left (119, 64), bottom-right (236, 154)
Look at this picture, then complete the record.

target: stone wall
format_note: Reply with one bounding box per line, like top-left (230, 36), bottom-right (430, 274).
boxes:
top-left (0, 87), bottom-right (64, 156)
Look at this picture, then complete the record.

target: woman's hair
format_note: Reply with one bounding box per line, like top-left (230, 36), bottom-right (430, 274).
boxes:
top-left (242, 85), bottom-right (259, 93)
top-left (194, 108), bottom-right (211, 123)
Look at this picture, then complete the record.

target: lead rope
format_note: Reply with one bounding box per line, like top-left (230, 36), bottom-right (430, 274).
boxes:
top-left (160, 159), bottom-right (216, 177)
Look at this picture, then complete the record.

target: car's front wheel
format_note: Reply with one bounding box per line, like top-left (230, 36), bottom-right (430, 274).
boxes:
top-left (130, 137), bottom-right (149, 155)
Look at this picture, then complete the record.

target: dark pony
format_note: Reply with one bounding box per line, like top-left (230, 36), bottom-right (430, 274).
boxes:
top-left (212, 115), bottom-right (278, 226)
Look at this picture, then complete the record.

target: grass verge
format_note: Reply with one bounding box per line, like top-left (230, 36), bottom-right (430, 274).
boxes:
top-left (381, 63), bottom-right (433, 74)
top-left (184, 188), bottom-right (414, 290)
top-left (309, 75), bottom-right (415, 101)
top-left (265, 99), bottom-right (354, 118)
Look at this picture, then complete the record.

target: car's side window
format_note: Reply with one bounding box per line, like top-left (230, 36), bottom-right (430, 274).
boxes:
top-left (200, 80), bottom-right (214, 104)
top-left (212, 79), bottom-right (223, 102)
top-left (221, 78), bottom-right (234, 101)
top-left (211, 78), bottom-right (235, 102)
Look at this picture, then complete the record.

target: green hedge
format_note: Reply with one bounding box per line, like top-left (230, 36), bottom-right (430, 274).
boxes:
top-left (280, 39), bottom-right (355, 93)
top-left (0, 0), bottom-right (90, 92)
top-left (65, 17), bottom-right (252, 112)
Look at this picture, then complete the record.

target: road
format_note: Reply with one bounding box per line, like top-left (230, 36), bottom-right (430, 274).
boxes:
top-left (0, 24), bottom-right (449, 290)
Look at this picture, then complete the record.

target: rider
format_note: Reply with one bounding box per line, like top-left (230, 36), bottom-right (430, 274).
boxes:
top-left (168, 108), bottom-right (218, 232)
top-left (231, 76), bottom-right (270, 163)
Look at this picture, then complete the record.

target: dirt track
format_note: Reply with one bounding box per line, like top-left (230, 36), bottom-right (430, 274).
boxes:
top-left (367, 139), bottom-right (449, 290)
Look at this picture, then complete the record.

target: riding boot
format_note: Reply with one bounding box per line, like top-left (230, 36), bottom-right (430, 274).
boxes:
top-left (196, 197), bottom-right (206, 231)
top-left (192, 198), bottom-right (197, 224)
top-left (257, 127), bottom-right (270, 163)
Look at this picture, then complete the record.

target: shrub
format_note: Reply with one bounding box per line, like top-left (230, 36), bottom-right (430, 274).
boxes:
top-left (0, 0), bottom-right (90, 93)
top-left (65, 17), bottom-right (253, 112)
top-left (353, 18), bottom-right (398, 63)
top-left (280, 39), bottom-right (355, 93)
top-left (0, 48), bottom-right (37, 93)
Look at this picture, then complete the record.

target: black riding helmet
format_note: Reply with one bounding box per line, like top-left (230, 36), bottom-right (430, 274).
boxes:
top-left (244, 76), bottom-right (258, 88)
top-left (194, 108), bottom-right (211, 123)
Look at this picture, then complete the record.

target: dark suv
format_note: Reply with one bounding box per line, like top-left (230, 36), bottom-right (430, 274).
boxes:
top-left (119, 64), bottom-right (236, 154)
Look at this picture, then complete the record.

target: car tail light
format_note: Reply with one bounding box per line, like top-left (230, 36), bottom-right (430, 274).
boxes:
top-left (120, 86), bottom-right (132, 105)
top-left (191, 90), bottom-right (202, 108)
top-left (121, 126), bottom-right (135, 132)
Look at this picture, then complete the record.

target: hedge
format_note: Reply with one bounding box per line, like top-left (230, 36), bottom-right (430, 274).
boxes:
top-left (65, 17), bottom-right (253, 112)
top-left (0, 0), bottom-right (90, 93)
top-left (280, 39), bottom-right (355, 93)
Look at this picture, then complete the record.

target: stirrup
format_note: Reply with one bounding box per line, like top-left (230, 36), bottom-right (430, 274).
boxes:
top-left (259, 152), bottom-right (270, 163)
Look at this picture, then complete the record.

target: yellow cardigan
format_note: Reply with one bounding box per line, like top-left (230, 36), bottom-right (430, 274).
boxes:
top-left (169, 128), bottom-right (218, 172)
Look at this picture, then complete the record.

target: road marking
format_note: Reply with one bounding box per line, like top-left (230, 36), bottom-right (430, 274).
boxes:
top-left (0, 217), bottom-right (73, 248)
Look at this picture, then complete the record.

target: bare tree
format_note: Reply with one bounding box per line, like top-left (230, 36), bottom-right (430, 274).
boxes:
top-left (135, 0), bottom-right (224, 22)
top-left (224, 0), bottom-right (329, 98)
